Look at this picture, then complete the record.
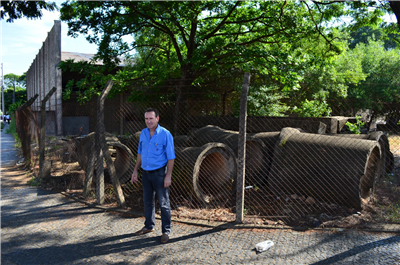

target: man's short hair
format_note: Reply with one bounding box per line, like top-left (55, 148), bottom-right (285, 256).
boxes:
top-left (145, 108), bottom-right (159, 118)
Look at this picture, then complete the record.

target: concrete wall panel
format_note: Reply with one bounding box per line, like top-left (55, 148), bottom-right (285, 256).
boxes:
top-left (26, 20), bottom-right (62, 135)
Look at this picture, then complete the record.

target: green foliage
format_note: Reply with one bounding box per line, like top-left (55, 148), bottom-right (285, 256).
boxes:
top-left (236, 85), bottom-right (290, 117)
top-left (57, 1), bottom-right (397, 119)
top-left (8, 100), bottom-right (24, 113)
top-left (345, 116), bottom-right (365, 134)
top-left (5, 113), bottom-right (20, 146)
top-left (348, 26), bottom-right (399, 50)
top-left (340, 39), bottom-right (400, 113)
top-left (58, 60), bottom-right (117, 104)
top-left (28, 177), bottom-right (41, 187)
top-left (3, 87), bottom-right (26, 112)
top-left (293, 99), bottom-right (332, 118)
top-left (59, 1), bottom-right (379, 103)
top-left (4, 73), bottom-right (26, 89)
top-left (387, 203), bottom-right (400, 223)
top-left (1, 0), bottom-right (58, 23)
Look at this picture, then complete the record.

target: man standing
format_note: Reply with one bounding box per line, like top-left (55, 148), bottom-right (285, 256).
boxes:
top-left (131, 108), bottom-right (175, 244)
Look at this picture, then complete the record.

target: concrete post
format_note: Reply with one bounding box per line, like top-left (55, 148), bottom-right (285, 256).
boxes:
top-left (236, 73), bottom-right (250, 223)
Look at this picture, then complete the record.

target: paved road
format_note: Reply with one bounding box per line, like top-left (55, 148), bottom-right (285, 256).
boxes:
top-left (1, 127), bottom-right (400, 264)
top-left (1, 123), bottom-right (20, 167)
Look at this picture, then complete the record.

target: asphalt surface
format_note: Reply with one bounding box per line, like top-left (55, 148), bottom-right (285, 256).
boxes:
top-left (1, 122), bottom-right (20, 167)
top-left (1, 124), bottom-right (400, 265)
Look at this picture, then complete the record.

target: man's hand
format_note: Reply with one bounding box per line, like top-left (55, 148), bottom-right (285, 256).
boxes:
top-left (131, 170), bottom-right (138, 184)
top-left (164, 173), bottom-right (172, 188)
top-left (131, 154), bottom-right (141, 184)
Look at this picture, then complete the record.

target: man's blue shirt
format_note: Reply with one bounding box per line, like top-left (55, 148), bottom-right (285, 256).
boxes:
top-left (138, 125), bottom-right (175, 171)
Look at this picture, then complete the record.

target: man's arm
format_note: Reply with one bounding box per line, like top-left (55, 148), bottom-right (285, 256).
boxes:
top-left (131, 154), bottom-right (142, 183)
top-left (164, 159), bottom-right (174, 188)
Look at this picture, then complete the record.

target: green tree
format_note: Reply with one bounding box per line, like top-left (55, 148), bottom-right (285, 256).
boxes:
top-left (3, 87), bottom-right (26, 113)
top-left (334, 39), bottom-right (400, 113)
top-left (59, 1), bottom-right (393, 127)
top-left (349, 26), bottom-right (399, 50)
top-left (1, 0), bottom-right (57, 23)
top-left (4, 73), bottom-right (25, 104)
top-left (388, 1), bottom-right (400, 29)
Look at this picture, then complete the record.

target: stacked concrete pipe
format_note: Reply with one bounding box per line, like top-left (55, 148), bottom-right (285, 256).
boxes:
top-left (172, 142), bottom-right (237, 205)
top-left (268, 128), bottom-right (382, 209)
top-left (249, 131), bottom-right (281, 178)
top-left (187, 125), bottom-right (267, 187)
top-left (331, 131), bottom-right (394, 182)
top-left (113, 131), bottom-right (237, 205)
top-left (76, 132), bottom-right (134, 183)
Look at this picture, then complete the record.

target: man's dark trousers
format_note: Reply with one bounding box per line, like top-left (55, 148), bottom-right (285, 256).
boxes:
top-left (142, 166), bottom-right (171, 235)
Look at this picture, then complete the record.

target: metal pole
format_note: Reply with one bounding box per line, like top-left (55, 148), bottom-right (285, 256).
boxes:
top-left (1, 63), bottom-right (5, 115)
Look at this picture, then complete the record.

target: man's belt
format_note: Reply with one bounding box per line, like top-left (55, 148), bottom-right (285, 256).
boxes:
top-left (142, 165), bottom-right (166, 174)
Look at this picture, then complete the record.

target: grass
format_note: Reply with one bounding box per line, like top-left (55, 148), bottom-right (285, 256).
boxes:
top-left (5, 114), bottom-right (21, 149)
top-left (373, 170), bottom-right (400, 224)
top-left (387, 203), bottom-right (400, 223)
top-left (28, 177), bottom-right (41, 187)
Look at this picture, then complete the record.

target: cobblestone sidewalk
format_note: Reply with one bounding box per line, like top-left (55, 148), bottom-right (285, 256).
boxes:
top-left (1, 186), bottom-right (400, 265)
top-left (1, 124), bottom-right (400, 264)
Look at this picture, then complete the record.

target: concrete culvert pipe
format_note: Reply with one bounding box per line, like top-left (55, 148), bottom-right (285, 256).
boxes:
top-left (188, 125), bottom-right (266, 186)
top-left (249, 131), bottom-right (281, 177)
top-left (174, 135), bottom-right (191, 147)
top-left (173, 142), bottom-right (237, 205)
top-left (268, 127), bottom-right (382, 209)
top-left (77, 132), bottom-right (134, 182)
top-left (333, 131), bottom-right (394, 182)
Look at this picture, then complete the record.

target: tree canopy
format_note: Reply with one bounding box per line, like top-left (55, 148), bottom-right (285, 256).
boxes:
top-left (59, 1), bottom-right (399, 123)
top-left (3, 73), bottom-right (26, 105)
top-left (4, 73), bottom-right (26, 89)
top-left (60, 1), bottom-right (386, 89)
top-left (1, 0), bottom-right (57, 23)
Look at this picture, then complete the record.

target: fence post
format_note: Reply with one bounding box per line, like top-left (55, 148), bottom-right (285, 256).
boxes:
top-left (96, 80), bottom-right (126, 207)
top-left (39, 87), bottom-right (56, 180)
top-left (119, 93), bottom-right (124, 135)
top-left (15, 94), bottom-right (39, 162)
top-left (236, 73), bottom-right (250, 223)
top-left (83, 142), bottom-right (95, 199)
top-left (95, 132), bottom-right (105, 204)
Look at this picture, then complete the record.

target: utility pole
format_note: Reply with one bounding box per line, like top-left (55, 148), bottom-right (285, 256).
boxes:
top-left (1, 63), bottom-right (4, 115)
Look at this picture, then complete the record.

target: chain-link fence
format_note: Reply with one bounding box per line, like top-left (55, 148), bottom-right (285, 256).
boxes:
top-left (18, 77), bottom-right (400, 231)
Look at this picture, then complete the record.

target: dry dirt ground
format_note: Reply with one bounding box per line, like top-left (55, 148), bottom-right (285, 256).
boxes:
top-left (2, 136), bottom-right (400, 230)
top-left (1, 164), bottom-right (34, 189)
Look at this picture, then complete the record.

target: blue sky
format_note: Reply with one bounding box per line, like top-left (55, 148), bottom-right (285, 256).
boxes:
top-left (1, 4), bottom-right (98, 77)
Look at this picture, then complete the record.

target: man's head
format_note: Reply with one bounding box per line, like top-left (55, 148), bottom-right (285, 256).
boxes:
top-left (144, 108), bottom-right (159, 131)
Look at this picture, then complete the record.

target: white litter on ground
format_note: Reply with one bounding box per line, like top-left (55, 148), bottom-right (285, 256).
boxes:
top-left (255, 240), bottom-right (274, 253)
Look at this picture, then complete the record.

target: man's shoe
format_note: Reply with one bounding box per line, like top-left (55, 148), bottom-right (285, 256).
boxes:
top-left (161, 233), bottom-right (169, 244)
top-left (135, 227), bottom-right (154, 236)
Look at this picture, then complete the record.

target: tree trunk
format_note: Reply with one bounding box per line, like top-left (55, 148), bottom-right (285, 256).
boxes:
top-left (389, 1), bottom-right (400, 29)
top-left (174, 66), bottom-right (194, 135)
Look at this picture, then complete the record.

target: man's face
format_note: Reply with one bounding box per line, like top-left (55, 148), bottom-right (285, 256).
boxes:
top-left (145, 111), bottom-right (159, 130)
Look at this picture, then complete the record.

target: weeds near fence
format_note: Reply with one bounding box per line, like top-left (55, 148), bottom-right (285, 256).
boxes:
top-left (5, 114), bottom-right (20, 144)
top-left (345, 116), bottom-right (365, 134)
top-left (28, 177), bottom-right (41, 187)
top-left (387, 203), bottom-right (400, 223)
